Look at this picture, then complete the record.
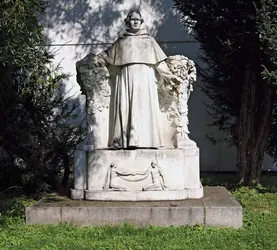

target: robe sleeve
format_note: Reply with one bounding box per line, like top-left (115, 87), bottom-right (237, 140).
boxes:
top-left (105, 39), bottom-right (119, 65)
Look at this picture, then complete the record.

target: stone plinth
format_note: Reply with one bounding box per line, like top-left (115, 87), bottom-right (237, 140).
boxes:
top-left (84, 190), bottom-right (202, 201)
top-left (26, 187), bottom-right (242, 228)
top-left (71, 146), bottom-right (203, 200)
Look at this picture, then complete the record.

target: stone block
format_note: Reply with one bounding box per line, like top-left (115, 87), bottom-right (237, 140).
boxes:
top-left (86, 149), bottom-right (191, 191)
top-left (187, 186), bottom-right (203, 199)
top-left (202, 187), bottom-right (242, 228)
top-left (71, 189), bottom-right (85, 200)
top-left (84, 190), bottom-right (189, 201)
top-left (73, 150), bottom-right (87, 190)
top-left (71, 148), bottom-right (203, 201)
top-left (62, 200), bottom-right (204, 226)
top-left (25, 187), bottom-right (242, 228)
top-left (25, 206), bottom-right (61, 225)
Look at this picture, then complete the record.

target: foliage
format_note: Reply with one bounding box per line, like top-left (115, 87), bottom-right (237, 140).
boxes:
top-left (260, 0), bottom-right (277, 161)
top-left (0, 0), bottom-right (85, 193)
top-left (173, 0), bottom-right (277, 185)
top-left (1, 186), bottom-right (277, 249)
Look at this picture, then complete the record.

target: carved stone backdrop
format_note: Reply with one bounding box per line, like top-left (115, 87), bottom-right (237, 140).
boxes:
top-left (76, 54), bottom-right (197, 149)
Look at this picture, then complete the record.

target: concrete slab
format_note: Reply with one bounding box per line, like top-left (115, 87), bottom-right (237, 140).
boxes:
top-left (202, 187), bottom-right (243, 228)
top-left (25, 206), bottom-right (62, 225)
top-left (25, 187), bottom-right (242, 228)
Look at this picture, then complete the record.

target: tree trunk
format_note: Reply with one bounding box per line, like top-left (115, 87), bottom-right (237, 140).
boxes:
top-left (62, 153), bottom-right (70, 188)
top-left (237, 69), bottom-right (256, 185)
top-left (237, 69), bottom-right (274, 186)
top-left (248, 86), bottom-right (274, 183)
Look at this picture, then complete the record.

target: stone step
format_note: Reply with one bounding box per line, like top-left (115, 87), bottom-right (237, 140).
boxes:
top-left (25, 186), bottom-right (242, 228)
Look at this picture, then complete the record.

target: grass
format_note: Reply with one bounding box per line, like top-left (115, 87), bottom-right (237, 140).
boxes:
top-left (1, 185), bottom-right (277, 249)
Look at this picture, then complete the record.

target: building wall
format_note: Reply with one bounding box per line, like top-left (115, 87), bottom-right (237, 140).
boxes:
top-left (43, 0), bottom-right (275, 171)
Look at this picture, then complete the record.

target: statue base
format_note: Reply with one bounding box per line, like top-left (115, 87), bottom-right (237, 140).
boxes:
top-left (71, 189), bottom-right (202, 201)
top-left (27, 187), bottom-right (242, 228)
top-left (71, 145), bottom-right (203, 201)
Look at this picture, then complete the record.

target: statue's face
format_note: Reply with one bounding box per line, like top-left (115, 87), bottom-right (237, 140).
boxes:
top-left (128, 13), bottom-right (142, 32)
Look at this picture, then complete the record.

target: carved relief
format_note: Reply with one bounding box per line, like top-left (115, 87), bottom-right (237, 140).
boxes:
top-left (103, 161), bottom-right (168, 191)
top-left (142, 160), bottom-right (168, 191)
top-left (76, 53), bottom-right (111, 113)
top-left (158, 55), bottom-right (197, 147)
top-left (76, 54), bottom-right (196, 148)
top-left (103, 162), bottom-right (130, 191)
top-left (76, 53), bottom-right (111, 146)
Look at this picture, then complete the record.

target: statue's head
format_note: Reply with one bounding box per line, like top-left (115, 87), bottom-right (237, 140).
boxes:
top-left (151, 160), bottom-right (158, 168)
top-left (124, 10), bottom-right (144, 32)
top-left (110, 162), bottom-right (118, 168)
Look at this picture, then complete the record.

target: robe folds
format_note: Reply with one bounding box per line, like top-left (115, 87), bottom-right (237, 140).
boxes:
top-left (104, 28), bottom-right (169, 148)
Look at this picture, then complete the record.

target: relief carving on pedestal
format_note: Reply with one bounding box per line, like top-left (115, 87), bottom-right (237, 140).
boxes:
top-left (103, 160), bottom-right (168, 191)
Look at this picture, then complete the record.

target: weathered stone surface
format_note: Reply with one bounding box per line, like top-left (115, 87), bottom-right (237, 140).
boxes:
top-left (62, 205), bottom-right (204, 226)
top-left (72, 148), bottom-right (203, 200)
top-left (202, 186), bottom-right (243, 228)
top-left (84, 190), bottom-right (189, 201)
top-left (25, 206), bottom-right (61, 225)
top-left (71, 189), bottom-right (85, 200)
top-left (26, 187), bottom-right (242, 228)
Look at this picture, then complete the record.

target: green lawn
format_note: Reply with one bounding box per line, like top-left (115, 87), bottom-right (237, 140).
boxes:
top-left (1, 186), bottom-right (277, 250)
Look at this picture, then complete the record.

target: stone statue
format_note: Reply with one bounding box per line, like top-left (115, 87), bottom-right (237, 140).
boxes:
top-left (71, 10), bottom-right (203, 201)
top-left (89, 10), bottom-right (181, 149)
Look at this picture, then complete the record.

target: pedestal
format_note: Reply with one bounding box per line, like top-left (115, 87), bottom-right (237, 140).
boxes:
top-left (71, 146), bottom-right (203, 201)
top-left (26, 187), bottom-right (242, 228)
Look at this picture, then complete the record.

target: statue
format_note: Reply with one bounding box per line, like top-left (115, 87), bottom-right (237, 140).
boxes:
top-left (88, 10), bottom-right (181, 149)
top-left (72, 10), bottom-right (203, 201)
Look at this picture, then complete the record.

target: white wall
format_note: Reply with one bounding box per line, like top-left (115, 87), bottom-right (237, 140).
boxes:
top-left (43, 0), bottom-right (275, 171)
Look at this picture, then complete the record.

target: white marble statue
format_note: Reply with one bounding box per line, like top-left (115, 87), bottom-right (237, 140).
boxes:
top-left (71, 10), bottom-right (203, 201)
top-left (90, 10), bottom-right (181, 149)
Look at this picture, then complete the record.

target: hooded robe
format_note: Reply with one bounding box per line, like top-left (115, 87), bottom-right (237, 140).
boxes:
top-left (103, 27), bottom-right (170, 148)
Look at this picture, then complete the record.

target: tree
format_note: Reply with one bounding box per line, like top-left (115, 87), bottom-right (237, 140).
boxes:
top-left (174, 0), bottom-right (277, 185)
top-left (0, 0), bottom-right (84, 193)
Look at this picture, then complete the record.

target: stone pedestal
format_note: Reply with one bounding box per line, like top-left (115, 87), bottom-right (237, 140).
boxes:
top-left (26, 187), bottom-right (242, 228)
top-left (71, 145), bottom-right (203, 201)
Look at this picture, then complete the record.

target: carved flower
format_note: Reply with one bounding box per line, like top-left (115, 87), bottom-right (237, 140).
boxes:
top-left (164, 55), bottom-right (196, 96)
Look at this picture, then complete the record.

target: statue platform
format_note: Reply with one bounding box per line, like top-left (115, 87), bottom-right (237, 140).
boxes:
top-left (71, 146), bottom-right (203, 201)
top-left (26, 187), bottom-right (242, 228)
